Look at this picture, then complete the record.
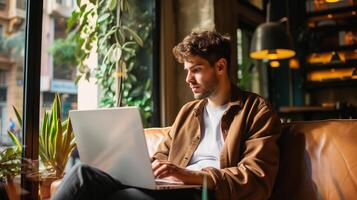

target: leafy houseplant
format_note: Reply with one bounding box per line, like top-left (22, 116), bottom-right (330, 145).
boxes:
top-left (0, 108), bottom-right (23, 200)
top-left (39, 93), bottom-right (76, 179)
top-left (5, 94), bottom-right (76, 179)
top-left (1, 95), bottom-right (76, 199)
top-left (0, 133), bottom-right (22, 179)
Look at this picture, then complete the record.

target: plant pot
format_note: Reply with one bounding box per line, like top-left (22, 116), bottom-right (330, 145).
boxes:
top-left (4, 177), bottom-right (20, 200)
top-left (39, 177), bottom-right (58, 200)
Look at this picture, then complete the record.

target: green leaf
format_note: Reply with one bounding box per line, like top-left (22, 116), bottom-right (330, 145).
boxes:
top-left (89, 0), bottom-right (97, 4)
top-left (79, 4), bottom-right (87, 13)
top-left (98, 13), bottom-right (110, 23)
top-left (122, 26), bottom-right (143, 47)
top-left (6, 131), bottom-right (22, 152)
top-left (54, 93), bottom-right (62, 120)
top-left (75, 75), bottom-right (82, 84)
top-left (110, 46), bottom-right (122, 63)
top-left (85, 71), bottom-right (91, 81)
top-left (122, 41), bottom-right (136, 49)
top-left (67, 11), bottom-right (79, 31)
top-left (100, 27), bottom-right (117, 47)
top-left (117, 28), bottom-right (125, 44)
top-left (107, 0), bottom-right (117, 11)
top-left (12, 106), bottom-right (22, 128)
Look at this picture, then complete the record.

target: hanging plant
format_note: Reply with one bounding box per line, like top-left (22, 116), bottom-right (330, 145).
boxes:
top-left (69, 0), bottom-right (143, 107)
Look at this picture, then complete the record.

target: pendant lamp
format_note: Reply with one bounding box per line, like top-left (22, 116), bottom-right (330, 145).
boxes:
top-left (250, 2), bottom-right (295, 60)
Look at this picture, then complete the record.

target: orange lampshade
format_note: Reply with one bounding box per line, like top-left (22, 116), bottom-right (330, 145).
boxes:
top-left (325, 0), bottom-right (340, 3)
top-left (250, 22), bottom-right (296, 60)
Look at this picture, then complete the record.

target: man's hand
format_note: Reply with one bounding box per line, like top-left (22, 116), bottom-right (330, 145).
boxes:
top-left (151, 160), bottom-right (215, 189)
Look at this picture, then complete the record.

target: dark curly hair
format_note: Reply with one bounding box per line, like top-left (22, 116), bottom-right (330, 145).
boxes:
top-left (172, 30), bottom-right (231, 71)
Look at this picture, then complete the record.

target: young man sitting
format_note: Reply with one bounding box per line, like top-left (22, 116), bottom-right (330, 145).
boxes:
top-left (52, 30), bottom-right (281, 200)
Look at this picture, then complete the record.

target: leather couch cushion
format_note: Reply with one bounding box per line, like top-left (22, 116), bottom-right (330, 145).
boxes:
top-left (144, 127), bottom-right (170, 157)
top-left (271, 120), bottom-right (357, 200)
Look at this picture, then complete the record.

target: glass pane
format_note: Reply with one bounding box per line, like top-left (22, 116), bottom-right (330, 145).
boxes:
top-left (237, 28), bottom-right (268, 98)
top-left (39, 0), bottom-right (78, 186)
top-left (121, 0), bottom-right (156, 127)
top-left (36, 1), bottom-right (157, 198)
top-left (0, 0), bottom-right (26, 197)
top-left (74, 0), bottom-right (157, 127)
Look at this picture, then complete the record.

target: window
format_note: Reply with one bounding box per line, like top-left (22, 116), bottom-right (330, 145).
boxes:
top-left (237, 27), bottom-right (268, 98)
top-left (0, 0), bottom-right (160, 198)
top-left (0, 3), bottom-right (24, 149)
top-left (120, 0), bottom-right (159, 127)
top-left (16, 0), bottom-right (25, 10)
top-left (0, 0), bottom-right (5, 11)
top-left (0, 70), bottom-right (7, 141)
top-left (52, 17), bottom-right (76, 80)
top-left (0, 0), bottom-right (25, 197)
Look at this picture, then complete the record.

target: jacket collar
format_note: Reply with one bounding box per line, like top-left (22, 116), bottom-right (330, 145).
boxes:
top-left (192, 83), bottom-right (244, 117)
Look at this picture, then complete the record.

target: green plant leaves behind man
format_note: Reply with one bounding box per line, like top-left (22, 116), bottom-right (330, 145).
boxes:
top-left (0, 107), bottom-right (22, 180)
top-left (39, 93), bottom-right (76, 178)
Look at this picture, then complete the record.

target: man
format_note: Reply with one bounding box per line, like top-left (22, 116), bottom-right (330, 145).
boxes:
top-left (52, 30), bottom-right (281, 200)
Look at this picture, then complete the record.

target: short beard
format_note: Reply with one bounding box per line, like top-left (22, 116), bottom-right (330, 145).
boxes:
top-left (193, 90), bottom-right (212, 100)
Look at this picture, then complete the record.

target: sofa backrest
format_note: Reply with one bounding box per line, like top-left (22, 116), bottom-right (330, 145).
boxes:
top-left (144, 120), bottom-right (357, 199)
top-left (271, 119), bottom-right (357, 200)
top-left (144, 127), bottom-right (170, 157)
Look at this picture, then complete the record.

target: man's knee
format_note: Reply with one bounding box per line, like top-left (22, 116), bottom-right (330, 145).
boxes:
top-left (65, 163), bottom-right (95, 183)
top-left (71, 163), bottom-right (91, 173)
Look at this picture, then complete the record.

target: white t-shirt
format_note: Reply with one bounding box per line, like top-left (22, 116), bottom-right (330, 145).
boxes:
top-left (186, 102), bottom-right (227, 171)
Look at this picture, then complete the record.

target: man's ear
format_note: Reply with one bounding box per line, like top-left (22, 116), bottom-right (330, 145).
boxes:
top-left (215, 58), bottom-right (227, 74)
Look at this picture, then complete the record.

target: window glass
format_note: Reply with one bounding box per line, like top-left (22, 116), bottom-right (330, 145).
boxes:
top-left (38, 0), bottom-right (157, 175)
top-left (16, 0), bottom-right (26, 10)
top-left (0, 0), bottom-right (25, 193)
top-left (39, 0), bottom-right (78, 177)
top-left (121, 0), bottom-right (156, 127)
top-left (237, 28), bottom-right (268, 98)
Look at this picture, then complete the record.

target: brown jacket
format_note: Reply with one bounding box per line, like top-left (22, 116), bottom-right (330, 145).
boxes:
top-left (153, 85), bottom-right (281, 200)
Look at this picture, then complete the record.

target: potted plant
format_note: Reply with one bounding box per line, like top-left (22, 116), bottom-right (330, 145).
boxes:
top-left (5, 94), bottom-right (76, 199)
top-left (0, 108), bottom-right (23, 200)
top-left (37, 93), bottom-right (76, 199)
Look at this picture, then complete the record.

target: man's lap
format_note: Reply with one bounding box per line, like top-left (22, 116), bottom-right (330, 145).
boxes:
top-left (54, 163), bottom-right (214, 200)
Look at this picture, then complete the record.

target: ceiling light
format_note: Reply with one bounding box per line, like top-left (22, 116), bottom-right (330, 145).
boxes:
top-left (250, 22), bottom-right (295, 60)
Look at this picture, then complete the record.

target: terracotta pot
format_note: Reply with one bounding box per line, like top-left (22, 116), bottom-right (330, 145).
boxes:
top-left (4, 178), bottom-right (20, 200)
top-left (39, 177), bottom-right (58, 200)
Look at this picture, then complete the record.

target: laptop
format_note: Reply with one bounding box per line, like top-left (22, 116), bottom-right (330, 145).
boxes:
top-left (69, 107), bottom-right (201, 190)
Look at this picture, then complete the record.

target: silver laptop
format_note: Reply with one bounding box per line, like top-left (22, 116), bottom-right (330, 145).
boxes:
top-left (69, 107), bottom-right (200, 190)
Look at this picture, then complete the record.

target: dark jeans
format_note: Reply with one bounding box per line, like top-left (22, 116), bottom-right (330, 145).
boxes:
top-left (51, 163), bottom-right (215, 200)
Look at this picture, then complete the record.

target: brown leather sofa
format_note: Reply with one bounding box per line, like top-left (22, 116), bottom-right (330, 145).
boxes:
top-left (271, 119), bottom-right (357, 200)
top-left (144, 119), bottom-right (357, 200)
top-left (51, 119), bottom-right (357, 199)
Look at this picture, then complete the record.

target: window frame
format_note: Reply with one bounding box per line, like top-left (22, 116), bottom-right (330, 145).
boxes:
top-left (21, 0), bottom-right (43, 199)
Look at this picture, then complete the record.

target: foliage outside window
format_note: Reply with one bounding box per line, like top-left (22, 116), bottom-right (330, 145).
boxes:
top-left (237, 28), bottom-right (253, 91)
top-left (237, 28), bottom-right (268, 98)
top-left (51, 0), bottom-right (155, 127)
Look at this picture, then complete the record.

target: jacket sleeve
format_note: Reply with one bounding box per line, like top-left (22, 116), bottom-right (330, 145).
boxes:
top-left (203, 103), bottom-right (281, 200)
